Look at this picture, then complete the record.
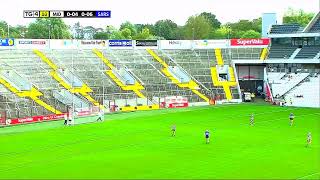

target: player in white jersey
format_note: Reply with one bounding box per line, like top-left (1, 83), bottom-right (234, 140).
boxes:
top-left (306, 132), bottom-right (312, 147)
top-left (250, 113), bottom-right (254, 126)
top-left (96, 110), bottom-right (104, 122)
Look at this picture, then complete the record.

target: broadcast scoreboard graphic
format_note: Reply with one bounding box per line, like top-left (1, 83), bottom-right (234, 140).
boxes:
top-left (23, 10), bottom-right (111, 18)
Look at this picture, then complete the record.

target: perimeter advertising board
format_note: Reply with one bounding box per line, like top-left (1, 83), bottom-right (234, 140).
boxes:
top-left (109, 40), bottom-right (132, 47)
top-left (109, 40), bottom-right (133, 49)
top-left (0, 38), bottom-right (14, 47)
top-left (230, 38), bottom-right (270, 46)
top-left (8, 113), bottom-right (65, 125)
top-left (192, 40), bottom-right (229, 49)
top-left (49, 39), bottom-right (79, 49)
top-left (160, 40), bottom-right (192, 49)
top-left (15, 39), bottom-right (49, 49)
top-left (135, 40), bottom-right (158, 49)
top-left (78, 40), bottom-right (107, 49)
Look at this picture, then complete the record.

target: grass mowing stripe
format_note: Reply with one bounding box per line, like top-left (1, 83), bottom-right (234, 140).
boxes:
top-left (0, 104), bottom-right (319, 179)
top-left (297, 172), bottom-right (320, 179)
top-left (0, 105), bottom-right (310, 157)
top-left (0, 106), bottom-right (316, 158)
top-left (3, 106), bottom-right (314, 173)
top-left (0, 131), bottom-right (176, 174)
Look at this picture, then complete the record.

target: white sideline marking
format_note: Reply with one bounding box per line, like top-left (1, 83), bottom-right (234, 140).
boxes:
top-left (296, 172), bottom-right (320, 179)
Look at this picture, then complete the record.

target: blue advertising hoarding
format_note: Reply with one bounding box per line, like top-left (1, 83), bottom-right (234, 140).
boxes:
top-left (109, 40), bottom-right (132, 47)
top-left (0, 38), bottom-right (14, 46)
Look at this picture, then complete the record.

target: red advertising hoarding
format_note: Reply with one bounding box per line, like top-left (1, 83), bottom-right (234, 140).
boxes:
top-left (167, 103), bottom-right (189, 108)
top-left (163, 96), bottom-right (189, 108)
top-left (8, 109), bottom-right (97, 125)
top-left (9, 113), bottom-right (66, 125)
top-left (230, 38), bottom-right (270, 46)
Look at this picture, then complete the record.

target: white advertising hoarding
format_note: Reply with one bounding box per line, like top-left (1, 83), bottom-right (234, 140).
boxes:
top-left (192, 40), bottom-right (230, 49)
top-left (78, 40), bottom-right (107, 49)
top-left (49, 39), bottom-right (79, 49)
top-left (160, 40), bottom-right (192, 49)
top-left (15, 39), bottom-right (49, 49)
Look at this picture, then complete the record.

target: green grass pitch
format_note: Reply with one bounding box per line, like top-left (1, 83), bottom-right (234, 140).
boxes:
top-left (0, 104), bottom-right (319, 179)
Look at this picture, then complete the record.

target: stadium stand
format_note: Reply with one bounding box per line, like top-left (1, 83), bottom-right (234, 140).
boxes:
top-left (0, 50), bottom-right (66, 118)
top-left (101, 49), bottom-right (201, 102)
top-left (295, 46), bottom-right (320, 59)
top-left (267, 72), bottom-right (310, 97)
top-left (266, 72), bottom-right (286, 83)
top-left (1, 38), bottom-right (279, 119)
top-left (284, 74), bottom-right (320, 107)
top-left (92, 49), bottom-right (147, 99)
top-left (266, 13), bottom-right (320, 107)
top-left (52, 89), bottom-right (90, 109)
top-left (162, 49), bottom-right (214, 93)
top-left (1, 9), bottom-right (320, 126)
top-left (161, 49), bottom-right (240, 100)
top-left (229, 48), bottom-right (263, 60)
top-left (0, 41), bottom-right (282, 121)
top-left (267, 66), bottom-right (320, 108)
top-left (269, 24), bottom-right (302, 34)
top-left (1, 32), bottom-right (319, 122)
top-left (268, 46), bottom-right (297, 59)
top-left (155, 49), bottom-right (212, 100)
top-left (309, 18), bottom-right (320, 33)
top-left (38, 49), bottom-right (146, 108)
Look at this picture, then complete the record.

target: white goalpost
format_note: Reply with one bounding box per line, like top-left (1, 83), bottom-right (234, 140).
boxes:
top-left (67, 47), bottom-right (106, 126)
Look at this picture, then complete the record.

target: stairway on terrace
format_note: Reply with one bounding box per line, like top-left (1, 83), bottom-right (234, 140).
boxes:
top-left (268, 72), bottom-right (310, 97)
top-left (42, 49), bottom-right (135, 103)
top-left (161, 49), bottom-right (214, 98)
top-left (0, 49), bottom-right (67, 118)
top-left (103, 49), bottom-right (199, 102)
top-left (284, 75), bottom-right (320, 107)
top-left (162, 49), bottom-right (240, 100)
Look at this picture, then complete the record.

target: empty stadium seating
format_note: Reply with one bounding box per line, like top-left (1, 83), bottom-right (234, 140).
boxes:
top-left (268, 72), bottom-right (310, 97)
top-left (161, 49), bottom-right (241, 100)
top-left (284, 75), bottom-right (320, 107)
top-left (229, 48), bottom-right (262, 60)
top-left (42, 49), bottom-right (137, 101)
top-left (309, 18), bottom-right (320, 33)
top-left (295, 46), bottom-right (320, 59)
top-left (267, 72), bottom-right (286, 84)
top-left (0, 47), bottom-right (246, 120)
top-left (0, 49), bottom-right (67, 118)
top-left (268, 46), bottom-right (297, 59)
top-left (269, 24), bottom-right (302, 34)
top-left (0, 35), bottom-right (318, 120)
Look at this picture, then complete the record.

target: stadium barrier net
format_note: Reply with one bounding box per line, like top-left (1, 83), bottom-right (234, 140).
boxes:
top-left (69, 106), bottom-right (105, 125)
